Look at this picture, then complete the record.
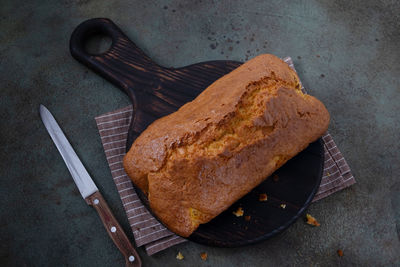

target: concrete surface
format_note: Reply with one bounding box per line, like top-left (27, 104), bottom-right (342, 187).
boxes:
top-left (1, 0), bottom-right (399, 266)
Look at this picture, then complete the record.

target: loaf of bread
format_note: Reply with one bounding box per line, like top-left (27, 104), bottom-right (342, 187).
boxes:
top-left (123, 54), bottom-right (330, 237)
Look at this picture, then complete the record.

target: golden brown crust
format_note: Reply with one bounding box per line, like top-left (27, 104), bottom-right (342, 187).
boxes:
top-left (123, 54), bottom-right (330, 237)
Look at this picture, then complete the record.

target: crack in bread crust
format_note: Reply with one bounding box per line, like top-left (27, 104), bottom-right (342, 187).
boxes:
top-left (158, 75), bottom-right (300, 173)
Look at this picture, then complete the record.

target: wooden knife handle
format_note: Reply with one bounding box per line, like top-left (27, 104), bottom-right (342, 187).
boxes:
top-left (86, 191), bottom-right (142, 267)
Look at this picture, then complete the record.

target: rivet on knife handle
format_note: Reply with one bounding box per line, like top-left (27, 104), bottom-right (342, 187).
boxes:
top-left (86, 191), bottom-right (142, 267)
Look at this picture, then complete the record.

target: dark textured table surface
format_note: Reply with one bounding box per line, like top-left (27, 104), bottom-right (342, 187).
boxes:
top-left (1, 1), bottom-right (399, 266)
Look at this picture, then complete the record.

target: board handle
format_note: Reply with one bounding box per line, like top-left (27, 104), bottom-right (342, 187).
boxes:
top-left (69, 18), bottom-right (161, 98)
top-left (70, 18), bottom-right (167, 150)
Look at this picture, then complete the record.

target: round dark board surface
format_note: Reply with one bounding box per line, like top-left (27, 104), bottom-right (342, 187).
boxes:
top-left (70, 18), bottom-right (325, 247)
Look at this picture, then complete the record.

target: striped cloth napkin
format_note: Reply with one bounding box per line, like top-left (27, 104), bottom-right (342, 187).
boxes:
top-left (94, 56), bottom-right (355, 255)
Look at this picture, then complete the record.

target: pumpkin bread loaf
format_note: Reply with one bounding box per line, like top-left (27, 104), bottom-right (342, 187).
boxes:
top-left (123, 54), bottom-right (330, 237)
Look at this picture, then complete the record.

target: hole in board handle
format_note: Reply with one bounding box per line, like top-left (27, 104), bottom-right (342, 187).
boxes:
top-left (84, 33), bottom-right (113, 55)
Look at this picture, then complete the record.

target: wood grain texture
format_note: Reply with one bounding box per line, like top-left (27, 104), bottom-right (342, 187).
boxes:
top-left (70, 18), bottom-right (324, 247)
top-left (70, 18), bottom-right (241, 149)
top-left (86, 191), bottom-right (142, 267)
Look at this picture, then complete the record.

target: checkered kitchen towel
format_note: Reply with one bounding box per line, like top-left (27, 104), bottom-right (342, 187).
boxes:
top-left (95, 56), bottom-right (356, 255)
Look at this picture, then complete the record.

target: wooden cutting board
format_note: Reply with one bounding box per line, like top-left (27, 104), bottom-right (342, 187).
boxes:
top-left (70, 18), bottom-right (324, 247)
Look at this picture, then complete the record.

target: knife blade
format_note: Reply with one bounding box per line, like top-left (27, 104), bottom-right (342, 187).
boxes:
top-left (40, 105), bottom-right (98, 198)
top-left (40, 104), bottom-right (141, 267)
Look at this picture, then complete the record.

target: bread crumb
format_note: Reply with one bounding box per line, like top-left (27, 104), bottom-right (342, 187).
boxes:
top-left (273, 174), bottom-right (279, 182)
top-left (306, 214), bottom-right (320, 226)
top-left (259, 193), bottom-right (268, 201)
top-left (337, 249), bottom-right (343, 257)
top-left (233, 207), bottom-right (244, 217)
top-left (176, 252), bottom-right (184, 260)
top-left (244, 215), bottom-right (251, 221)
top-left (200, 252), bottom-right (208, 260)
top-left (280, 204), bottom-right (286, 209)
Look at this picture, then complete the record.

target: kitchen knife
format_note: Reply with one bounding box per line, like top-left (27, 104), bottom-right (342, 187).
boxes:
top-left (39, 104), bottom-right (141, 267)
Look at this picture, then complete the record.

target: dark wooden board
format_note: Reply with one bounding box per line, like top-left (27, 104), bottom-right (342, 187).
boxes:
top-left (70, 18), bottom-right (324, 247)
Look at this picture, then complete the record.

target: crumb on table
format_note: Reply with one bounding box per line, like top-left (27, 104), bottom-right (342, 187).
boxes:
top-left (337, 249), bottom-right (343, 257)
top-left (233, 207), bottom-right (244, 217)
top-left (176, 252), bottom-right (184, 260)
top-left (259, 193), bottom-right (268, 201)
top-left (280, 203), bottom-right (286, 209)
top-left (200, 252), bottom-right (208, 260)
top-left (306, 213), bottom-right (320, 226)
